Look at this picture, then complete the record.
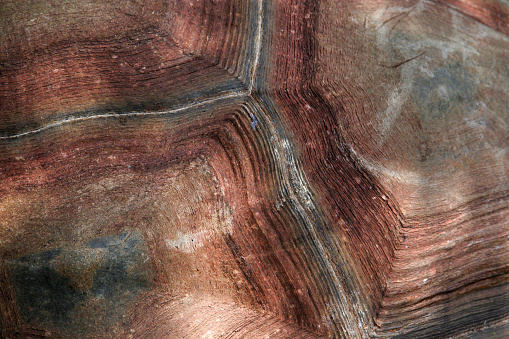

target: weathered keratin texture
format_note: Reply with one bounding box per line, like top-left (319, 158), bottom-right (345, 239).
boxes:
top-left (0, 0), bottom-right (508, 338)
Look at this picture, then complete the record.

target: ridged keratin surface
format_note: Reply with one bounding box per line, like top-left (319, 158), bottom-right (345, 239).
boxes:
top-left (0, 0), bottom-right (508, 338)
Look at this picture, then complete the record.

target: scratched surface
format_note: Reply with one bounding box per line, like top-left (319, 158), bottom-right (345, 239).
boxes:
top-left (0, 0), bottom-right (508, 338)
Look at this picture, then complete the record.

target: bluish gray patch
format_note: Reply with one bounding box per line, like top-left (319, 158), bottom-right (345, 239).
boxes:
top-left (8, 231), bottom-right (151, 332)
top-left (412, 62), bottom-right (476, 121)
top-left (251, 113), bottom-right (258, 130)
top-left (87, 232), bottom-right (150, 299)
top-left (87, 236), bottom-right (112, 249)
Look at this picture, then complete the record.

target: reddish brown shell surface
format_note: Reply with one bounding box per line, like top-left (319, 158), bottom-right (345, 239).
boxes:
top-left (0, 0), bottom-right (508, 338)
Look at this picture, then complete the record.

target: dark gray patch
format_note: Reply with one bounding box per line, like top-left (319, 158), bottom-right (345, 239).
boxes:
top-left (412, 62), bottom-right (476, 121)
top-left (9, 251), bottom-right (86, 327)
top-left (8, 231), bottom-right (151, 333)
top-left (86, 232), bottom-right (151, 300)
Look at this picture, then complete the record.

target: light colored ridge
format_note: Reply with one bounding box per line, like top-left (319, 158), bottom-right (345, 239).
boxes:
top-left (0, 91), bottom-right (250, 140)
top-left (248, 0), bottom-right (264, 93)
top-left (1, 0), bottom-right (265, 140)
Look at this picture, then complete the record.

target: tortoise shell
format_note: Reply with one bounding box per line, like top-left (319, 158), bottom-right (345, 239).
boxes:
top-left (0, 0), bottom-right (508, 337)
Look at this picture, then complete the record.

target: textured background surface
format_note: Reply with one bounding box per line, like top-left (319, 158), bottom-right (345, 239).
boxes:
top-left (0, 0), bottom-right (508, 337)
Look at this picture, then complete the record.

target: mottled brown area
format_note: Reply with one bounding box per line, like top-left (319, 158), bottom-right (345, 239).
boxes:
top-left (433, 0), bottom-right (509, 35)
top-left (0, 0), bottom-right (169, 55)
top-left (0, 28), bottom-right (245, 136)
top-left (0, 105), bottom-right (331, 336)
top-left (1, 0), bottom-right (508, 338)
top-left (312, 0), bottom-right (509, 337)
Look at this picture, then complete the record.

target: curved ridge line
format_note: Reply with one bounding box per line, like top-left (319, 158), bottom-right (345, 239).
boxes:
top-left (249, 97), bottom-right (368, 338)
top-left (248, 0), bottom-right (264, 93)
top-left (0, 91), bottom-right (249, 140)
top-left (1, 0), bottom-right (265, 140)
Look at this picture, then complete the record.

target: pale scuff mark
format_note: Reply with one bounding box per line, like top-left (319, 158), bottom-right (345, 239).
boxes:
top-left (166, 230), bottom-right (208, 253)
